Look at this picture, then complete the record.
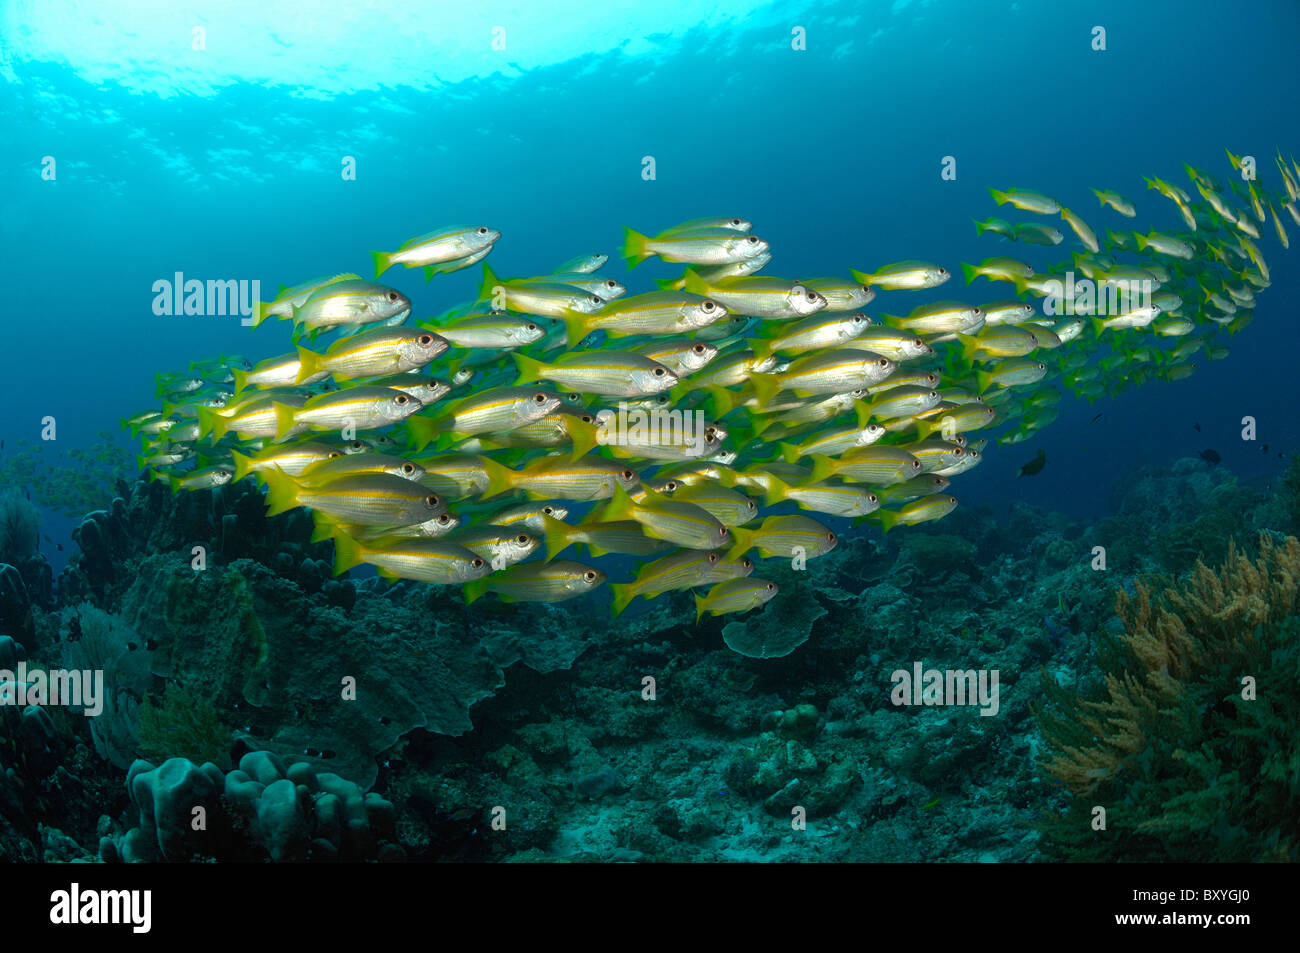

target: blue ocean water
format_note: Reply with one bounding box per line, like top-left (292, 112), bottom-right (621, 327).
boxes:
top-left (1, 0), bottom-right (1299, 873)
top-left (4, 0), bottom-right (1298, 565)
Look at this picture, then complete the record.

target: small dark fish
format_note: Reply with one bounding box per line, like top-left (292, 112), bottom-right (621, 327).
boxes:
top-left (56, 543), bottom-right (63, 551)
top-left (1016, 448), bottom-right (1046, 478)
top-left (25, 488), bottom-right (30, 500)
top-left (1199, 448), bottom-right (1221, 465)
top-left (1089, 413), bottom-right (1102, 425)
top-left (1192, 422), bottom-right (1201, 432)
top-left (1261, 444), bottom-right (1269, 453)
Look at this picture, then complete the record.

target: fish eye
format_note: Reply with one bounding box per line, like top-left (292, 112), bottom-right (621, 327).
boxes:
top-left (543, 506), bottom-right (555, 515)
top-left (693, 344), bottom-right (707, 354)
top-left (533, 393), bottom-right (548, 404)
top-left (911, 461), bottom-right (922, 470)
top-left (860, 285), bottom-right (871, 294)
top-left (418, 334), bottom-right (434, 345)
top-left (878, 358), bottom-right (889, 367)
top-left (653, 366), bottom-right (666, 376)
top-left (747, 500), bottom-right (757, 510)
top-left (526, 323), bottom-right (539, 331)
top-left (328, 451), bottom-right (342, 458)
top-left (388, 292), bottom-right (399, 301)
top-left (938, 267), bottom-right (948, 276)
top-left (730, 218), bottom-right (742, 226)
top-left (868, 493), bottom-right (879, 503)
top-left (952, 447), bottom-right (964, 456)
top-left (517, 534), bottom-right (530, 544)
top-left (438, 514), bottom-right (452, 525)
top-left (746, 235), bottom-right (759, 244)
top-left (477, 226), bottom-right (489, 235)
top-left (425, 494), bottom-right (440, 507)
top-left (718, 526), bottom-right (729, 536)
top-left (606, 280), bottom-right (618, 289)
top-left (589, 296), bottom-right (602, 305)
top-left (827, 531), bottom-right (836, 541)
top-left (402, 463), bottom-right (416, 474)
top-left (583, 570), bottom-right (598, 582)
top-left (621, 469), bottom-right (634, 480)
top-left (766, 583), bottom-right (776, 591)
top-left (472, 557), bottom-right (485, 568)
top-left (707, 553), bottom-right (719, 563)
top-left (395, 394), bottom-right (409, 404)
top-left (852, 315), bottom-right (866, 324)
top-left (581, 414), bottom-right (595, 424)
top-left (350, 441), bottom-right (365, 450)
top-left (702, 300), bottom-right (716, 312)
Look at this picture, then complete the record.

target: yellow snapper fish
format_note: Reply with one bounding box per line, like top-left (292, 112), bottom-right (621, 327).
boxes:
top-left (141, 148), bottom-right (1295, 622)
top-left (871, 494), bottom-right (959, 532)
top-left (1059, 207), bottom-right (1100, 253)
top-left (290, 279), bottom-right (412, 333)
top-left (609, 550), bottom-right (722, 616)
top-left (727, 514), bottom-right (838, 559)
top-left (273, 387), bottom-right (423, 438)
top-left (694, 578), bottom-right (778, 622)
top-left (478, 264), bottom-right (605, 318)
top-left (683, 271), bottom-right (828, 320)
top-left (1092, 189), bottom-right (1137, 217)
top-left (622, 226), bottom-right (770, 268)
top-left (961, 258), bottom-right (1034, 284)
top-left (464, 560), bottom-right (606, 604)
top-left (371, 224), bottom-right (501, 279)
top-left (418, 312), bottom-right (547, 350)
top-left (250, 273), bottom-right (361, 327)
top-left (988, 188), bottom-right (1061, 215)
top-left (333, 534), bottom-right (491, 584)
top-left (296, 328), bottom-right (448, 383)
top-left (850, 260), bottom-right (950, 290)
top-left (513, 350), bottom-right (678, 397)
top-left (801, 278), bottom-right (876, 311)
top-left (560, 290), bottom-right (727, 346)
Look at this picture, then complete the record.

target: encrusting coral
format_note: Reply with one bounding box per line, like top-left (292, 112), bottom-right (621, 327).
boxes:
top-left (1035, 533), bottom-right (1300, 861)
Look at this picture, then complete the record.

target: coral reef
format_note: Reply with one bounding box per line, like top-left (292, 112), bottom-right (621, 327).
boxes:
top-left (0, 490), bottom-right (39, 566)
top-left (0, 454), bottom-right (1292, 862)
top-left (1035, 534), bottom-right (1300, 861)
top-left (100, 751), bottom-right (401, 862)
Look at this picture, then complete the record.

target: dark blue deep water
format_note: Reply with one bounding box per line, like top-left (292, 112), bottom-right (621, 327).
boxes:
top-left (4, 0), bottom-right (1298, 544)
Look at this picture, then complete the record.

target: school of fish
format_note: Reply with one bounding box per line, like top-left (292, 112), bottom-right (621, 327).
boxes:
top-left (124, 148), bottom-right (1297, 623)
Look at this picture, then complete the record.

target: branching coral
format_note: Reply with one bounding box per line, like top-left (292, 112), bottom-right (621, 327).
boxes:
top-left (1035, 534), bottom-right (1300, 861)
top-left (0, 490), bottom-right (39, 565)
top-left (137, 684), bottom-right (235, 771)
